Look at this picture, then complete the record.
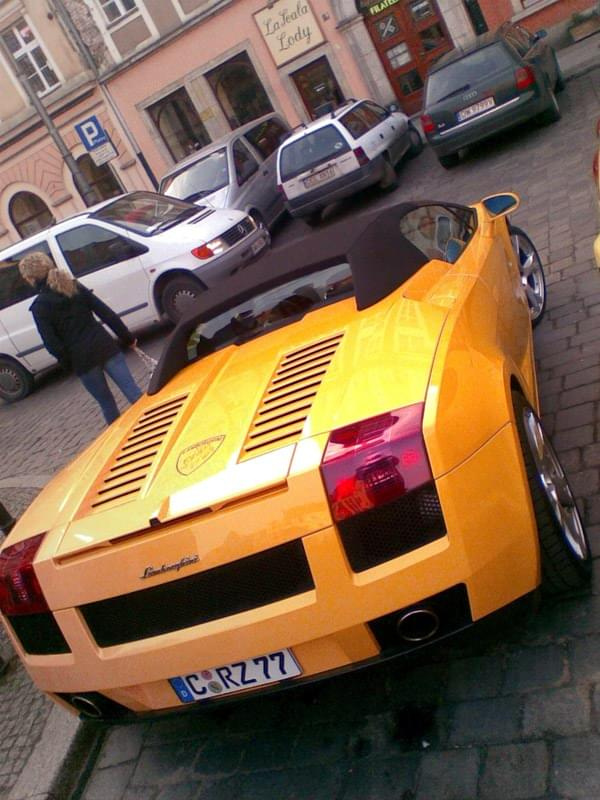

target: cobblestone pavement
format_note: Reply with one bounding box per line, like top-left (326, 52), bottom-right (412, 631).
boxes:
top-left (0, 67), bottom-right (599, 800)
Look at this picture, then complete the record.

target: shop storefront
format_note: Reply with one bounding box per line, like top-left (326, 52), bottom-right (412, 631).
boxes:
top-left (358, 0), bottom-right (452, 114)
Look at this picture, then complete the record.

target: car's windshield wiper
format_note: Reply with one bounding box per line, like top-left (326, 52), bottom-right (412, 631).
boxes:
top-left (434, 83), bottom-right (471, 103)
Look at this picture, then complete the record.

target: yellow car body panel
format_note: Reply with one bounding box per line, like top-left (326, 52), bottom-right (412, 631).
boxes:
top-left (0, 197), bottom-right (552, 718)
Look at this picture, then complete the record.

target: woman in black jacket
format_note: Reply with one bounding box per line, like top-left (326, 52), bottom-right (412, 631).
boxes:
top-left (19, 251), bottom-right (142, 425)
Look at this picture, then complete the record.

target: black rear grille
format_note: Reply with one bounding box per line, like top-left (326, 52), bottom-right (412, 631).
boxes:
top-left (80, 540), bottom-right (314, 647)
top-left (7, 612), bottom-right (71, 655)
top-left (338, 482), bottom-right (446, 572)
top-left (221, 217), bottom-right (255, 246)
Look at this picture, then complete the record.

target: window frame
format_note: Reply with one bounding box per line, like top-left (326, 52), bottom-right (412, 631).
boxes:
top-left (96, 0), bottom-right (138, 24)
top-left (56, 223), bottom-right (148, 277)
top-left (1, 17), bottom-right (60, 97)
top-left (0, 241), bottom-right (52, 311)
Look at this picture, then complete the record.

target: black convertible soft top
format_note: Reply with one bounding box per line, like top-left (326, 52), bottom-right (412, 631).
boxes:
top-left (148, 200), bottom-right (429, 394)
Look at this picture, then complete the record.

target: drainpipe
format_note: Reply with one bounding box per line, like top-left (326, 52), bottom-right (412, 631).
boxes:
top-left (0, 36), bottom-right (98, 207)
top-left (50, 0), bottom-right (158, 189)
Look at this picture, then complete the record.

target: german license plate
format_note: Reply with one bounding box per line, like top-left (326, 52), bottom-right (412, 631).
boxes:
top-left (169, 649), bottom-right (302, 703)
top-left (457, 96), bottom-right (495, 122)
top-left (304, 165), bottom-right (336, 189)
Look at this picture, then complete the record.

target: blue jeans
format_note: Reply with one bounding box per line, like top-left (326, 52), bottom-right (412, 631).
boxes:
top-left (79, 352), bottom-right (142, 425)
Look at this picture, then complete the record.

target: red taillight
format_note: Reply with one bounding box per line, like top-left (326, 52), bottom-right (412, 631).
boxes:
top-left (515, 66), bottom-right (535, 91)
top-left (420, 114), bottom-right (435, 135)
top-left (191, 244), bottom-right (214, 260)
top-left (0, 534), bottom-right (48, 616)
top-left (353, 146), bottom-right (369, 166)
top-left (593, 151), bottom-right (599, 181)
top-left (320, 404), bottom-right (432, 522)
top-left (277, 183), bottom-right (285, 195)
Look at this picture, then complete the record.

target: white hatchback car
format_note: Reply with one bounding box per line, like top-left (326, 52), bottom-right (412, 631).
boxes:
top-left (0, 191), bottom-right (269, 402)
top-left (276, 99), bottom-right (423, 225)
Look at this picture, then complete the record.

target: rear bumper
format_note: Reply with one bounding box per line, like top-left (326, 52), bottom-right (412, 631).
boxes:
top-left (285, 159), bottom-right (383, 217)
top-left (426, 90), bottom-right (550, 157)
top-left (3, 422), bottom-right (540, 718)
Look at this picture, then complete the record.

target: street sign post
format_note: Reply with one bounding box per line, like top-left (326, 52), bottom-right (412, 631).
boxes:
top-left (75, 115), bottom-right (118, 166)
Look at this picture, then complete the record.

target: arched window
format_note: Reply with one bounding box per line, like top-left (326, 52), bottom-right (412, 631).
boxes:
top-left (206, 53), bottom-right (273, 129)
top-left (76, 154), bottom-right (122, 203)
top-left (9, 192), bottom-right (55, 238)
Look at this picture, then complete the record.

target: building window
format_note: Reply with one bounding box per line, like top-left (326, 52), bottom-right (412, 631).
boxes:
top-left (375, 15), bottom-right (400, 42)
top-left (147, 87), bottom-right (211, 162)
top-left (206, 53), bottom-right (273, 129)
top-left (291, 56), bottom-right (344, 120)
top-left (386, 42), bottom-right (411, 70)
top-left (1, 18), bottom-right (59, 96)
top-left (419, 23), bottom-right (445, 52)
top-left (9, 192), bottom-right (55, 238)
top-left (397, 69), bottom-right (423, 96)
top-left (409, 1), bottom-right (434, 22)
top-left (77, 154), bottom-right (122, 203)
top-left (97, 0), bottom-right (137, 24)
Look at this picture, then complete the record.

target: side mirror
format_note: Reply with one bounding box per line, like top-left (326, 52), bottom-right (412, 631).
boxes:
top-left (481, 192), bottom-right (520, 218)
top-left (387, 103), bottom-right (399, 113)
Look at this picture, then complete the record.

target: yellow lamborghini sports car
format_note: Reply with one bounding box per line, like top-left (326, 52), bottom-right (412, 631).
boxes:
top-left (0, 193), bottom-right (591, 720)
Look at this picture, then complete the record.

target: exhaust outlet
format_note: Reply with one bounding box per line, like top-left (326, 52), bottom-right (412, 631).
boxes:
top-left (396, 607), bottom-right (440, 643)
top-left (70, 695), bottom-right (103, 719)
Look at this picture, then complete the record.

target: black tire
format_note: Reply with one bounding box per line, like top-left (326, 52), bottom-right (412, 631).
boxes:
top-left (512, 391), bottom-right (591, 595)
top-left (303, 211), bottom-right (322, 227)
top-left (0, 357), bottom-right (34, 403)
top-left (407, 123), bottom-right (424, 158)
top-left (538, 87), bottom-right (561, 125)
top-left (379, 156), bottom-right (398, 191)
top-left (438, 153), bottom-right (459, 169)
top-left (161, 276), bottom-right (205, 324)
top-left (509, 225), bottom-right (546, 327)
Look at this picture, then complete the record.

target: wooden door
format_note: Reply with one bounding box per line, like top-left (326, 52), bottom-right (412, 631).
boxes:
top-left (364, 0), bottom-right (452, 115)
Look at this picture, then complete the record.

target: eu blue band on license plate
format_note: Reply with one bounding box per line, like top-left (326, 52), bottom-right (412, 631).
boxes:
top-left (169, 648), bottom-right (302, 703)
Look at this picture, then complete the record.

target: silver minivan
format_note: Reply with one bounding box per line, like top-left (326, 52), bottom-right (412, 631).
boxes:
top-left (158, 113), bottom-right (291, 230)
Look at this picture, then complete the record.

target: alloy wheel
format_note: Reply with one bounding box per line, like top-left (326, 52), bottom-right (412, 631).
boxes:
top-left (512, 229), bottom-right (545, 322)
top-left (522, 407), bottom-right (589, 561)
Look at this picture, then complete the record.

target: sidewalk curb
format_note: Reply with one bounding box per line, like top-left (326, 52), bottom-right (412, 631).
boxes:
top-left (7, 705), bottom-right (102, 800)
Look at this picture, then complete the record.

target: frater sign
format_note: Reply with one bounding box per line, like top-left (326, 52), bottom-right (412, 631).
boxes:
top-left (366, 0), bottom-right (401, 15)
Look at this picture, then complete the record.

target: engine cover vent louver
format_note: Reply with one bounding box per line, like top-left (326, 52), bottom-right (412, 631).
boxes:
top-left (82, 395), bottom-right (188, 513)
top-left (240, 333), bottom-right (343, 460)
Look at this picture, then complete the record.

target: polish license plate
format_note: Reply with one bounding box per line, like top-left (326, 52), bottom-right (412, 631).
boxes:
top-left (457, 96), bottom-right (495, 122)
top-left (169, 649), bottom-right (302, 703)
top-left (304, 165), bottom-right (336, 189)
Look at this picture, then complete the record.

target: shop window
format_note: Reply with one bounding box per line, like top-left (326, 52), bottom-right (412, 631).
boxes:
top-left (147, 87), bottom-right (211, 162)
top-left (9, 192), bottom-right (55, 238)
top-left (419, 23), bottom-right (445, 52)
top-left (97, 0), bottom-right (137, 23)
top-left (386, 42), bottom-right (411, 70)
top-left (397, 69), bottom-right (423, 96)
top-left (291, 56), bottom-right (345, 120)
top-left (77, 154), bottom-right (122, 203)
top-left (409, 0), bottom-right (434, 22)
top-left (1, 17), bottom-right (59, 96)
top-left (206, 53), bottom-right (273, 129)
top-left (375, 15), bottom-right (400, 42)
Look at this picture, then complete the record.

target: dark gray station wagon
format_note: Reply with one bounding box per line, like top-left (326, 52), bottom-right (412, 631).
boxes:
top-left (420, 23), bottom-right (564, 168)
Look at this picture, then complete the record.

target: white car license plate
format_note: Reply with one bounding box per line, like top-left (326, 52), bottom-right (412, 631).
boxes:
top-left (304, 165), bottom-right (336, 189)
top-left (457, 96), bottom-right (495, 122)
top-left (251, 237), bottom-right (265, 255)
top-left (169, 648), bottom-right (302, 703)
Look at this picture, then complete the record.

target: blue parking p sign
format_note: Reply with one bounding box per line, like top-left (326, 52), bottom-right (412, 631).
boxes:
top-left (75, 116), bottom-right (109, 151)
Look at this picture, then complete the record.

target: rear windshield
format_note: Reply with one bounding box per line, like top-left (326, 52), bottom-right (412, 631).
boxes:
top-left (159, 149), bottom-right (229, 202)
top-left (93, 192), bottom-right (202, 236)
top-left (186, 262), bottom-right (354, 363)
top-left (279, 126), bottom-right (351, 180)
top-left (426, 42), bottom-right (514, 105)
